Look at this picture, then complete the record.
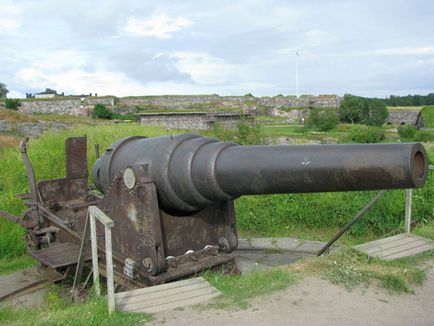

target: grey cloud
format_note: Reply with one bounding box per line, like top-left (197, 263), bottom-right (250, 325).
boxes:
top-left (106, 46), bottom-right (191, 83)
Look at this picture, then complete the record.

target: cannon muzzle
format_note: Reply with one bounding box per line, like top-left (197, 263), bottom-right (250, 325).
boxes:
top-left (92, 134), bottom-right (428, 213)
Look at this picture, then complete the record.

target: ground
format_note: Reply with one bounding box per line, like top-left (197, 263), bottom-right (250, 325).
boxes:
top-left (149, 259), bottom-right (434, 326)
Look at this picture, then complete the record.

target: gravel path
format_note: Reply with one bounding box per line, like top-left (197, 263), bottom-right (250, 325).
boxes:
top-left (148, 259), bottom-right (434, 326)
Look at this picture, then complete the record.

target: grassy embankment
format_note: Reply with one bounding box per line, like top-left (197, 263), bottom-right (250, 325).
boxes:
top-left (0, 110), bottom-right (433, 323)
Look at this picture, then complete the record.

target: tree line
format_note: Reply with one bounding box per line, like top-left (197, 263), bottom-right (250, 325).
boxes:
top-left (379, 93), bottom-right (434, 106)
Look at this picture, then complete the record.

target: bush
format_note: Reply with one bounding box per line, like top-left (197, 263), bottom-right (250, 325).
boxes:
top-left (416, 130), bottom-right (434, 142)
top-left (91, 104), bottom-right (112, 119)
top-left (397, 125), bottom-right (418, 140)
top-left (305, 108), bottom-right (338, 131)
top-left (207, 118), bottom-right (262, 145)
top-left (4, 99), bottom-right (21, 110)
top-left (347, 125), bottom-right (385, 143)
top-left (397, 125), bottom-right (434, 142)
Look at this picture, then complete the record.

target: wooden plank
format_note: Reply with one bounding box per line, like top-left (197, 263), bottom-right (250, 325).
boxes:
top-left (363, 236), bottom-right (427, 255)
top-left (115, 277), bottom-right (206, 299)
top-left (115, 277), bottom-right (221, 314)
top-left (116, 282), bottom-right (210, 306)
top-left (375, 241), bottom-right (431, 258)
top-left (30, 242), bottom-right (91, 268)
top-left (121, 288), bottom-right (220, 313)
top-left (355, 234), bottom-right (407, 251)
top-left (355, 234), bottom-right (434, 260)
top-left (383, 243), bottom-right (434, 260)
top-left (105, 226), bottom-right (115, 315)
top-left (90, 214), bottom-right (100, 296)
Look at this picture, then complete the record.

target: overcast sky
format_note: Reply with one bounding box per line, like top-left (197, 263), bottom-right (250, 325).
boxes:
top-left (1, 0), bottom-right (433, 98)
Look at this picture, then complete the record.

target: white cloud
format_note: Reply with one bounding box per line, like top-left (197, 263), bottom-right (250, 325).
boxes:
top-left (7, 90), bottom-right (25, 98)
top-left (373, 46), bottom-right (434, 56)
top-left (122, 14), bottom-right (192, 39)
top-left (16, 67), bottom-right (149, 96)
top-left (171, 52), bottom-right (233, 84)
top-left (0, 3), bottom-right (21, 32)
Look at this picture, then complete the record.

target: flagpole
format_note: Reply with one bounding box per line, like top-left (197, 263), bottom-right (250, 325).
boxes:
top-left (295, 50), bottom-right (299, 98)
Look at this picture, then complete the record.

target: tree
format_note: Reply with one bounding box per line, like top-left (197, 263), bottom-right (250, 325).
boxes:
top-left (339, 94), bottom-right (388, 126)
top-left (0, 83), bottom-right (8, 98)
top-left (362, 99), bottom-right (388, 126)
top-left (339, 94), bottom-right (365, 123)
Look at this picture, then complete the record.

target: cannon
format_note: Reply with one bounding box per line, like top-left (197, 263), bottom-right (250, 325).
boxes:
top-left (0, 134), bottom-right (429, 287)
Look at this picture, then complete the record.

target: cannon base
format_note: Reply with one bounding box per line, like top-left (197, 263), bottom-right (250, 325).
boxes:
top-left (12, 137), bottom-right (238, 289)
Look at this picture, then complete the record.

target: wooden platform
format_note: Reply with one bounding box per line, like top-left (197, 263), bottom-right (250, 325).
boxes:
top-left (354, 233), bottom-right (434, 260)
top-left (115, 277), bottom-right (221, 314)
top-left (30, 242), bottom-right (91, 268)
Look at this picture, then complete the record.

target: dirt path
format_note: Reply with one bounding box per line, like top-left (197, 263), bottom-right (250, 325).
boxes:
top-left (148, 260), bottom-right (434, 326)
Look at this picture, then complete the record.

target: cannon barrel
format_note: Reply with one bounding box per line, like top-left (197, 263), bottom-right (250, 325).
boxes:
top-left (92, 134), bottom-right (428, 213)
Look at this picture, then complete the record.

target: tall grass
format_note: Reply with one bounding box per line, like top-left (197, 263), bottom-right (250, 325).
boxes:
top-left (1, 123), bottom-right (433, 259)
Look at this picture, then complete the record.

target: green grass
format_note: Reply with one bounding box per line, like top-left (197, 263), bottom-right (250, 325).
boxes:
top-left (1, 122), bottom-right (434, 260)
top-left (202, 268), bottom-right (299, 309)
top-left (0, 288), bottom-right (151, 326)
top-left (288, 248), bottom-right (431, 294)
top-left (421, 106), bottom-right (434, 128)
top-left (0, 255), bottom-right (36, 275)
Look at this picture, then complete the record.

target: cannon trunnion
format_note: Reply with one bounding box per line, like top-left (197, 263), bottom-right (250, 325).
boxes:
top-left (5, 134), bottom-right (428, 287)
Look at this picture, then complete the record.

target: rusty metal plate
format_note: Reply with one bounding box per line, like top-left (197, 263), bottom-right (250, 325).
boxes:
top-left (65, 137), bottom-right (88, 179)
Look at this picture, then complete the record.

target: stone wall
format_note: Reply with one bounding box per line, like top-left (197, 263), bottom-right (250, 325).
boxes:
top-left (119, 95), bottom-right (221, 110)
top-left (269, 108), bottom-right (309, 123)
top-left (0, 119), bottom-right (72, 138)
top-left (138, 112), bottom-right (250, 130)
top-left (13, 94), bottom-right (341, 117)
top-left (386, 110), bottom-right (423, 127)
top-left (119, 95), bottom-right (341, 111)
top-left (18, 97), bottom-right (115, 116)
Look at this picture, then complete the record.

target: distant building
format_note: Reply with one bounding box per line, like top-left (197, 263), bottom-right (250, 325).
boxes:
top-left (34, 88), bottom-right (59, 99)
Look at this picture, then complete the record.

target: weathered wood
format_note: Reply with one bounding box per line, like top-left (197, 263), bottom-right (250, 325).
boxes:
top-left (355, 234), bottom-right (408, 251)
top-left (383, 243), bottom-right (434, 260)
top-left (116, 282), bottom-right (210, 306)
top-left (115, 277), bottom-right (206, 299)
top-left (355, 234), bottom-right (434, 260)
top-left (89, 214), bottom-right (100, 296)
top-left (30, 242), bottom-right (91, 268)
top-left (362, 236), bottom-right (426, 255)
top-left (405, 189), bottom-right (412, 233)
top-left (105, 226), bottom-right (115, 315)
top-left (88, 205), bottom-right (114, 227)
top-left (72, 211), bottom-right (91, 298)
top-left (115, 277), bottom-right (221, 313)
top-left (88, 206), bottom-right (115, 314)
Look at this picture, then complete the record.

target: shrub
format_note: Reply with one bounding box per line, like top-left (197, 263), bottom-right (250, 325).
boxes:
top-left (91, 104), bottom-right (112, 119)
top-left (347, 125), bottom-right (385, 143)
top-left (305, 108), bottom-right (338, 131)
top-left (4, 99), bottom-right (21, 110)
top-left (416, 130), bottom-right (434, 142)
top-left (397, 125), bottom-right (434, 142)
top-left (397, 125), bottom-right (418, 140)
